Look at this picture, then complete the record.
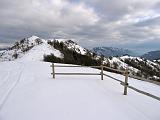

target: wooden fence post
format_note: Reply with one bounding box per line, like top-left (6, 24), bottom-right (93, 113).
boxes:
top-left (124, 68), bottom-right (129, 95)
top-left (52, 63), bottom-right (55, 79)
top-left (101, 65), bottom-right (103, 80)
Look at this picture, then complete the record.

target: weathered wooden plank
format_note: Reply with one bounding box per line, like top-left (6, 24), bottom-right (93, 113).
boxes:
top-left (103, 66), bottom-right (125, 74)
top-left (53, 73), bottom-right (101, 75)
top-left (124, 69), bottom-right (129, 95)
top-left (128, 85), bottom-right (160, 101)
top-left (54, 65), bottom-right (102, 68)
top-left (120, 82), bottom-right (160, 101)
top-left (52, 63), bottom-right (55, 79)
top-left (103, 74), bottom-right (123, 83)
top-left (129, 75), bottom-right (160, 85)
top-left (101, 65), bottom-right (103, 80)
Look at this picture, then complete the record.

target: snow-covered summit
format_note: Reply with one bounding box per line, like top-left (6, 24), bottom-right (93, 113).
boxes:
top-left (28, 35), bottom-right (39, 41)
top-left (18, 43), bottom-right (63, 61)
top-left (0, 36), bottom-right (63, 62)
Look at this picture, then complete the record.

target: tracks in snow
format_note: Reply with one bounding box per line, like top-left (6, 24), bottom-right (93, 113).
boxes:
top-left (0, 63), bottom-right (25, 110)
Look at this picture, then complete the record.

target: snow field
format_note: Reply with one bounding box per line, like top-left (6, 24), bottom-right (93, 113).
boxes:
top-left (0, 61), bottom-right (160, 120)
top-left (17, 43), bottom-right (63, 61)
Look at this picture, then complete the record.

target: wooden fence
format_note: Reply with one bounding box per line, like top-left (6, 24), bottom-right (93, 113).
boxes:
top-left (51, 63), bottom-right (160, 101)
top-left (51, 63), bottom-right (129, 95)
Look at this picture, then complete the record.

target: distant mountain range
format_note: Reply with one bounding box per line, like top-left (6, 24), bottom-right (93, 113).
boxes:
top-left (141, 50), bottom-right (160, 60)
top-left (0, 47), bottom-right (9, 51)
top-left (92, 47), bottom-right (160, 61)
top-left (92, 47), bottom-right (138, 57)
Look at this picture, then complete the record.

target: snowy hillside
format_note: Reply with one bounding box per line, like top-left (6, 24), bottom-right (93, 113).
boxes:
top-left (120, 56), bottom-right (160, 80)
top-left (17, 43), bottom-right (63, 61)
top-left (0, 61), bottom-right (160, 120)
top-left (0, 36), bottom-right (64, 62)
top-left (120, 56), bottom-right (160, 68)
top-left (55, 39), bottom-right (87, 55)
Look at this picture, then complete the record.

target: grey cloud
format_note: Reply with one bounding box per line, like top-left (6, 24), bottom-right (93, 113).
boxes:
top-left (153, 1), bottom-right (160, 11)
top-left (134, 16), bottom-right (160, 27)
top-left (0, 0), bottom-right (160, 53)
top-left (74, 0), bottom-right (132, 21)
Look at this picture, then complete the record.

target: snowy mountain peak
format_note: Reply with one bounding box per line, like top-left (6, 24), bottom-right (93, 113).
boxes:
top-left (28, 35), bottom-right (40, 40)
top-left (0, 36), bottom-right (63, 62)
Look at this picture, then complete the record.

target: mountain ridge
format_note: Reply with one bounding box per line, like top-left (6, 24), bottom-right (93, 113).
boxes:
top-left (0, 36), bottom-right (160, 82)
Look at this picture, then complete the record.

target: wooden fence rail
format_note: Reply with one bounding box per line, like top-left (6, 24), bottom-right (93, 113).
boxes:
top-left (104, 73), bottom-right (160, 101)
top-left (51, 73), bottom-right (101, 75)
top-left (53, 65), bottom-right (101, 68)
top-left (129, 74), bottom-right (160, 85)
top-left (51, 63), bottom-right (160, 101)
top-left (51, 63), bottom-right (105, 80)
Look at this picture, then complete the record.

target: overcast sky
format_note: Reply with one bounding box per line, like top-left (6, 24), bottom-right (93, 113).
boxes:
top-left (0, 0), bottom-right (160, 53)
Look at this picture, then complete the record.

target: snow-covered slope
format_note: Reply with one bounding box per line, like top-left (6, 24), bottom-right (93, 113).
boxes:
top-left (18, 43), bottom-right (63, 61)
top-left (0, 61), bottom-right (160, 120)
top-left (0, 36), bottom-right (63, 62)
top-left (108, 57), bottom-right (132, 69)
top-left (63, 40), bottom-right (87, 55)
top-left (120, 56), bottom-right (160, 74)
top-left (48, 38), bottom-right (88, 55)
top-left (121, 56), bottom-right (160, 67)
